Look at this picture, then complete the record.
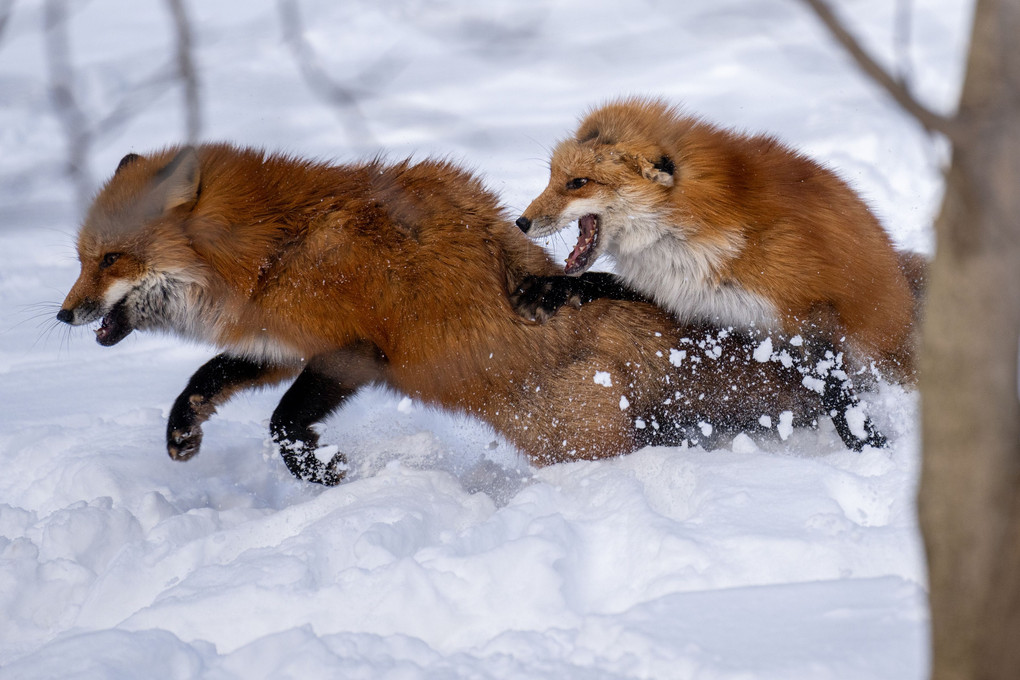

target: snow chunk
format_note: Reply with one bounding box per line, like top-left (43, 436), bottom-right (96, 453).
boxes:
top-left (313, 444), bottom-right (339, 463)
top-left (790, 334), bottom-right (803, 347)
top-left (594, 371), bottom-right (613, 387)
top-left (844, 405), bottom-right (868, 441)
top-left (397, 397), bottom-right (413, 413)
top-left (759, 414), bottom-right (772, 429)
top-left (619, 395), bottom-right (630, 410)
top-left (753, 337), bottom-right (774, 363)
top-left (802, 375), bottom-right (826, 394)
top-left (732, 432), bottom-right (759, 454)
top-left (669, 349), bottom-right (687, 366)
top-left (698, 421), bottom-right (712, 437)
top-left (777, 411), bottom-right (794, 440)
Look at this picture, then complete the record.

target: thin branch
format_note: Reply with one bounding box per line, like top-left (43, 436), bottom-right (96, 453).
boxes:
top-left (277, 0), bottom-right (375, 149)
top-left (94, 64), bottom-right (180, 142)
top-left (893, 0), bottom-right (915, 86)
top-left (800, 0), bottom-right (957, 139)
top-left (165, 0), bottom-right (201, 143)
top-left (43, 0), bottom-right (93, 210)
top-left (0, 0), bottom-right (16, 47)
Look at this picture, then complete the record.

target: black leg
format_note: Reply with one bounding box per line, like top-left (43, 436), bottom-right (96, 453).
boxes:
top-left (269, 344), bottom-right (386, 485)
top-left (167, 354), bottom-right (291, 461)
top-left (511, 272), bottom-right (647, 322)
top-left (807, 345), bottom-right (887, 452)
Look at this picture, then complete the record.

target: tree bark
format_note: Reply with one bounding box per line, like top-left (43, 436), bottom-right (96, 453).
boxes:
top-left (918, 1), bottom-right (1020, 679)
top-left (801, 0), bottom-right (1020, 676)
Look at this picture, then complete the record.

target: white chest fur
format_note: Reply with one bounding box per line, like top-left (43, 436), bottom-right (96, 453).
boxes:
top-left (608, 228), bottom-right (779, 330)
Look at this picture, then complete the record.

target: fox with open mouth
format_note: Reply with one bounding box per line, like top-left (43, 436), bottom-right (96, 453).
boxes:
top-left (513, 97), bottom-right (926, 448)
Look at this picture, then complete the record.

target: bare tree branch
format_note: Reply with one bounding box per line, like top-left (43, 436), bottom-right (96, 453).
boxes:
top-left (893, 0), bottom-right (915, 86)
top-left (43, 0), bottom-right (93, 209)
top-left (277, 0), bottom-right (375, 149)
top-left (0, 0), bottom-right (16, 47)
top-left (165, 0), bottom-right (201, 143)
top-left (94, 64), bottom-right (180, 142)
top-left (800, 0), bottom-right (957, 139)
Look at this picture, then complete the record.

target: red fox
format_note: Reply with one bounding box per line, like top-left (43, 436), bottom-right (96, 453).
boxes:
top-left (514, 97), bottom-right (923, 388)
top-left (57, 144), bottom-right (875, 485)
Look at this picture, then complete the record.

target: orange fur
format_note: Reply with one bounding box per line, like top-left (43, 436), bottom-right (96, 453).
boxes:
top-left (520, 97), bottom-right (925, 383)
top-left (61, 144), bottom-right (842, 476)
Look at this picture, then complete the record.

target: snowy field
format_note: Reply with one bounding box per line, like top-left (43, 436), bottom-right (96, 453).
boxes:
top-left (0, 1), bottom-right (972, 678)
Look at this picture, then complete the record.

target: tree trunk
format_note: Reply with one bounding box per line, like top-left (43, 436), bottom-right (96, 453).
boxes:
top-left (918, 1), bottom-right (1020, 678)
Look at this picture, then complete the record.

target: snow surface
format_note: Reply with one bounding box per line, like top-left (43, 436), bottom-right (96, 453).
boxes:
top-left (0, 0), bottom-right (972, 677)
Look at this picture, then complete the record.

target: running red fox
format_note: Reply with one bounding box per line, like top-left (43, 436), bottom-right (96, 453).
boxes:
top-left (514, 97), bottom-right (923, 388)
top-left (57, 144), bottom-right (875, 485)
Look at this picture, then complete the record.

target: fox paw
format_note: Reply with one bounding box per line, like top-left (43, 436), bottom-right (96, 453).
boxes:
top-left (166, 393), bottom-right (213, 460)
top-left (270, 424), bottom-right (348, 486)
top-left (511, 275), bottom-right (580, 323)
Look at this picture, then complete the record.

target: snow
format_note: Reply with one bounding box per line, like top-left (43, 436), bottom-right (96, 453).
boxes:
top-left (753, 337), bottom-right (774, 363)
top-left (0, 0), bottom-right (972, 677)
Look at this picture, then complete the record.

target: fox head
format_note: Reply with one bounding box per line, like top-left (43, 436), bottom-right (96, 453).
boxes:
top-left (516, 98), bottom-right (678, 275)
top-left (58, 147), bottom-right (207, 345)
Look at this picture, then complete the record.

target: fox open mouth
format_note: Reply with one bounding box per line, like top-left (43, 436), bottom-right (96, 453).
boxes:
top-left (95, 299), bottom-right (134, 346)
top-left (565, 213), bottom-right (599, 275)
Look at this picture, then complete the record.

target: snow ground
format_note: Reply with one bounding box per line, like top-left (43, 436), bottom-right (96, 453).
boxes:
top-left (0, 1), bottom-right (972, 678)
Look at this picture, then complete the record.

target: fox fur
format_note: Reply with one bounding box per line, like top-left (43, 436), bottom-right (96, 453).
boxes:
top-left (59, 144), bottom-right (865, 485)
top-left (515, 97), bottom-right (923, 384)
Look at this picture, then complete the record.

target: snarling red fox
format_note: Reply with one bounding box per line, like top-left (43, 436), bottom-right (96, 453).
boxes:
top-left (57, 144), bottom-right (875, 485)
top-left (514, 97), bottom-right (923, 388)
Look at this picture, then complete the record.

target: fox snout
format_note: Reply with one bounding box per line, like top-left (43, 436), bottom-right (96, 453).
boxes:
top-left (515, 212), bottom-right (558, 236)
top-left (57, 290), bottom-right (104, 326)
top-left (515, 206), bottom-right (557, 236)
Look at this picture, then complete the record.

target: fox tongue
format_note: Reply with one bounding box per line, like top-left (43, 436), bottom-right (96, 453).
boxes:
top-left (565, 213), bottom-right (599, 275)
top-left (95, 300), bottom-right (134, 347)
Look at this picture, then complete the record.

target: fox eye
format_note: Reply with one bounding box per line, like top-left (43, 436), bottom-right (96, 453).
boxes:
top-left (99, 252), bottom-right (122, 269)
top-left (565, 177), bottom-right (589, 190)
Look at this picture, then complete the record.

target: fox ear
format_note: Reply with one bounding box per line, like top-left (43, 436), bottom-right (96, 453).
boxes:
top-left (115, 153), bottom-right (142, 174)
top-left (639, 155), bottom-right (675, 187)
top-left (152, 147), bottom-right (201, 213)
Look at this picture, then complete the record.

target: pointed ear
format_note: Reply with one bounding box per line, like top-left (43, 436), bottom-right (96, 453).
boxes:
top-left (152, 147), bottom-right (201, 213)
top-left (639, 155), bottom-right (675, 187)
top-left (115, 153), bottom-right (142, 174)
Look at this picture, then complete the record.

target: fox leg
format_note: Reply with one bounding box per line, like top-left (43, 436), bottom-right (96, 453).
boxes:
top-left (511, 272), bottom-right (647, 322)
top-left (167, 354), bottom-right (298, 461)
top-left (806, 342), bottom-right (887, 452)
top-left (269, 343), bottom-right (386, 485)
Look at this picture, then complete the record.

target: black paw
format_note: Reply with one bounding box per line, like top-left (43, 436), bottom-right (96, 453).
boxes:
top-left (167, 393), bottom-right (211, 461)
top-left (831, 408), bottom-right (887, 452)
top-left (511, 275), bottom-right (579, 323)
top-left (270, 424), bottom-right (347, 486)
top-left (820, 370), bottom-right (887, 452)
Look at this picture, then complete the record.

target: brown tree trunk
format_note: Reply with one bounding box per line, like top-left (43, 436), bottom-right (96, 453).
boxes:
top-left (918, 1), bottom-right (1020, 678)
